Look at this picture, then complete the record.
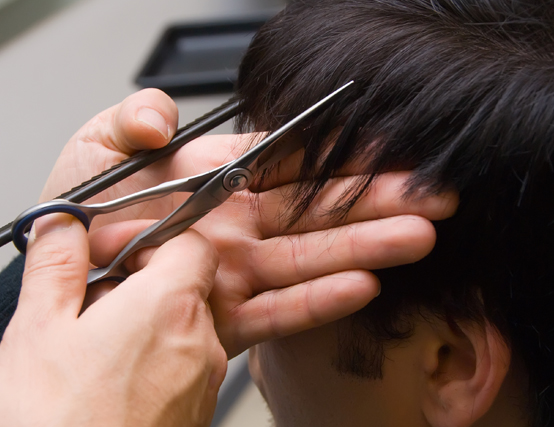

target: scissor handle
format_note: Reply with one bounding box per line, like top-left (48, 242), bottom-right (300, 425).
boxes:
top-left (12, 200), bottom-right (91, 254)
top-left (0, 98), bottom-right (241, 249)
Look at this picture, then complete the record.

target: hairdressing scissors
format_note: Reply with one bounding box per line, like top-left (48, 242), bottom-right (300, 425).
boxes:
top-left (10, 81), bottom-right (354, 286)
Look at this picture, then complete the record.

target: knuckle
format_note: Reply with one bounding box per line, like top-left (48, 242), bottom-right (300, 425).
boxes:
top-left (344, 225), bottom-right (363, 262)
top-left (181, 231), bottom-right (220, 269)
top-left (212, 352), bottom-right (228, 386)
top-left (305, 280), bottom-right (324, 327)
top-left (263, 291), bottom-right (284, 338)
top-left (210, 343), bottom-right (228, 374)
top-left (200, 239), bottom-right (220, 268)
top-left (79, 112), bottom-right (113, 144)
top-left (156, 289), bottom-right (200, 322)
top-left (290, 235), bottom-right (309, 276)
top-left (24, 241), bottom-right (80, 282)
top-left (160, 294), bottom-right (218, 339)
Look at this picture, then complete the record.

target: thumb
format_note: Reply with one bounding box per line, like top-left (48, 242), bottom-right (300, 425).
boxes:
top-left (17, 213), bottom-right (90, 322)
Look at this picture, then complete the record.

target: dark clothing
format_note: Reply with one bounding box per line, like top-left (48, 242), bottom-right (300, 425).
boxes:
top-left (0, 255), bottom-right (24, 340)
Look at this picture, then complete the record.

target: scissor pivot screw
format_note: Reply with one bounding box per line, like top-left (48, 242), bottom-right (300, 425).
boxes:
top-left (223, 168), bottom-right (253, 192)
top-left (231, 175), bottom-right (247, 188)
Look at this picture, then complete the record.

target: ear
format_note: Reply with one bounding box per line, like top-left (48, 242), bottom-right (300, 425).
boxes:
top-left (420, 318), bottom-right (511, 427)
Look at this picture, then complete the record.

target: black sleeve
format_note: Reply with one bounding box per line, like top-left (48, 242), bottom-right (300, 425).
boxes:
top-left (0, 255), bottom-right (24, 341)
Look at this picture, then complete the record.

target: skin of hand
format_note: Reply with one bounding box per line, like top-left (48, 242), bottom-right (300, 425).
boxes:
top-left (0, 213), bottom-right (227, 427)
top-left (39, 89), bottom-right (459, 358)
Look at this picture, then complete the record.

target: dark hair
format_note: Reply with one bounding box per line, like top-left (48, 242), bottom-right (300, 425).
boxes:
top-left (235, 1), bottom-right (554, 425)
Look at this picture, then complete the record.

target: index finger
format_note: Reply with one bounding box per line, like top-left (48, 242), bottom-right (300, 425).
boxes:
top-left (171, 131), bottom-right (367, 192)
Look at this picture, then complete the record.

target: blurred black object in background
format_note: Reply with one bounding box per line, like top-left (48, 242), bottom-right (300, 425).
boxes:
top-left (135, 17), bottom-right (270, 97)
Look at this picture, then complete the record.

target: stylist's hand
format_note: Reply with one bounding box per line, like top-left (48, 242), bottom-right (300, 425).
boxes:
top-left (0, 213), bottom-right (226, 427)
top-left (41, 89), bottom-right (459, 358)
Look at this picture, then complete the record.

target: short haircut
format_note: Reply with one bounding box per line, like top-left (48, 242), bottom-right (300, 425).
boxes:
top-left (235, 1), bottom-right (554, 425)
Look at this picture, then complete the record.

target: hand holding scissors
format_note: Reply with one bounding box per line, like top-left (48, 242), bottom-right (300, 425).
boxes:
top-left (11, 82), bottom-right (354, 286)
top-left (6, 85), bottom-right (458, 358)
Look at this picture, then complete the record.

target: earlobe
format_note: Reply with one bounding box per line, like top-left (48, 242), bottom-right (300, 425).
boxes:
top-left (421, 319), bottom-right (511, 427)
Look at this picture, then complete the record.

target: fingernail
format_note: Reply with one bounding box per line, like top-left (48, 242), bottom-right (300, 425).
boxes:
top-left (136, 108), bottom-right (169, 139)
top-left (32, 213), bottom-right (74, 241)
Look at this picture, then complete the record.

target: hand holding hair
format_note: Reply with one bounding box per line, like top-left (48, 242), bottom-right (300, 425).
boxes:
top-left (40, 89), bottom-right (459, 358)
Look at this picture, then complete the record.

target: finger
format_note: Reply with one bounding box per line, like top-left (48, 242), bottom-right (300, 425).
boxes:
top-left (81, 220), bottom-right (155, 313)
top-left (88, 219), bottom-right (155, 268)
top-left (82, 230), bottom-right (218, 331)
top-left (81, 230), bottom-right (218, 345)
top-left (75, 88), bottom-right (178, 155)
top-left (237, 128), bottom-right (363, 192)
top-left (256, 172), bottom-right (459, 238)
top-left (80, 230), bottom-right (226, 415)
top-left (172, 133), bottom-right (260, 176)
top-left (173, 132), bottom-right (304, 188)
top-left (90, 214), bottom-right (437, 298)
top-left (217, 270), bottom-right (380, 358)
top-left (115, 229), bottom-right (219, 312)
top-left (18, 214), bottom-right (89, 321)
top-left (249, 148), bottom-right (305, 192)
top-left (249, 215), bottom-right (437, 295)
top-left (170, 131), bottom-right (362, 191)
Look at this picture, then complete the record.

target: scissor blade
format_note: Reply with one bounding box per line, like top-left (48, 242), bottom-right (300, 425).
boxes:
top-left (146, 80), bottom-right (356, 238)
top-left (231, 80), bottom-right (355, 175)
top-left (87, 82), bottom-right (356, 284)
top-left (254, 131), bottom-right (304, 173)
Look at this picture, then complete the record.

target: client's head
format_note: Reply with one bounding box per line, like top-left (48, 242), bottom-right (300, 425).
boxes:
top-left (235, 1), bottom-right (554, 426)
